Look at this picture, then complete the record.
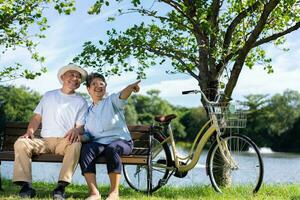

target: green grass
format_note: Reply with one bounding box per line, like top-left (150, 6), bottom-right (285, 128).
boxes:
top-left (1, 179), bottom-right (300, 199)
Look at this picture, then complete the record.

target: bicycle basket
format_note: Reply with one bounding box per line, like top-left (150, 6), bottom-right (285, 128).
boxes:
top-left (207, 103), bottom-right (247, 128)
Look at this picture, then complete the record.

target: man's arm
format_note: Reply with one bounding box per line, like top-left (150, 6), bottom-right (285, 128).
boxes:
top-left (119, 80), bottom-right (141, 100)
top-left (22, 114), bottom-right (42, 139)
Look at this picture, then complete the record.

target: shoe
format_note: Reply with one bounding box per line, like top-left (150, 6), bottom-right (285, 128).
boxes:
top-left (52, 186), bottom-right (66, 200)
top-left (19, 186), bottom-right (36, 198)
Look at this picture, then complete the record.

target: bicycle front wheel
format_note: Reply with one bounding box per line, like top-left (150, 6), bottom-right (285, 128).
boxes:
top-left (207, 134), bottom-right (264, 193)
top-left (123, 132), bottom-right (172, 193)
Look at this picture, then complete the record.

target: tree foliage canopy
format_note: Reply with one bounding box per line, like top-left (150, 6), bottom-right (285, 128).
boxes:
top-left (0, 0), bottom-right (75, 82)
top-left (74, 0), bottom-right (300, 102)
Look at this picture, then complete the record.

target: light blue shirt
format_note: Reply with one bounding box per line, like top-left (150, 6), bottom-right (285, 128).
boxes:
top-left (83, 92), bottom-right (132, 144)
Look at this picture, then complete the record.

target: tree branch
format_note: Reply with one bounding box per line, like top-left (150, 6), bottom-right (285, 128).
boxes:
top-left (222, 1), bottom-right (261, 50)
top-left (209, 0), bottom-right (221, 30)
top-left (208, 0), bottom-right (221, 77)
top-left (161, 0), bottom-right (196, 23)
top-left (162, 0), bottom-right (206, 41)
top-left (145, 45), bottom-right (200, 81)
top-left (253, 21), bottom-right (300, 47)
top-left (0, 2), bottom-right (39, 28)
top-left (126, 8), bottom-right (193, 32)
top-left (217, 1), bottom-right (262, 74)
top-left (225, 0), bottom-right (280, 98)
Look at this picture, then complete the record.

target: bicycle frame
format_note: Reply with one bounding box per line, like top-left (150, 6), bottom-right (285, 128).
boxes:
top-left (152, 119), bottom-right (214, 173)
top-left (172, 119), bottom-right (217, 172)
top-left (153, 108), bottom-right (237, 173)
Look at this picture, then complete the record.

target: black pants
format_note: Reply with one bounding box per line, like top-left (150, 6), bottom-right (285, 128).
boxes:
top-left (80, 140), bottom-right (133, 174)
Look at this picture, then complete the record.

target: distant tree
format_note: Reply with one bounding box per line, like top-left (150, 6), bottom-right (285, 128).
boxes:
top-left (0, 99), bottom-right (5, 138)
top-left (132, 90), bottom-right (174, 123)
top-left (241, 94), bottom-right (271, 147)
top-left (241, 90), bottom-right (300, 149)
top-left (0, 0), bottom-right (75, 82)
top-left (273, 117), bottom-right (300, 153)
top-left (0, 85), bottom-right (41, 121)
top-left (125, 97), bottom-right (138, 125)
top-left (180, 107), bottom-right (208, 142)
top-left (130, 90), bottom-right (187, 140)
top-left (266, 90), bottom-right (300, 136)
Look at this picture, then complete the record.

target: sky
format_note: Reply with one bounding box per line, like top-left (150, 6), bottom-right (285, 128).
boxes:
top-left (1, 1), bottom-right (300, 108)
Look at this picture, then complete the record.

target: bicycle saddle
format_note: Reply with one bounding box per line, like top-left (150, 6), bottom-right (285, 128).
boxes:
top-left (154, 114), bottom-right (177, 123)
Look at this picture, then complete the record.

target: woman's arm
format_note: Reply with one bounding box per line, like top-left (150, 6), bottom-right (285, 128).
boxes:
top-left (119, 80), bottom-right (141, 100)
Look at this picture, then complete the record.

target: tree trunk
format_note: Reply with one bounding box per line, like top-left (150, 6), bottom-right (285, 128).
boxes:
top-left (200, 81), bottom-right (232, 187)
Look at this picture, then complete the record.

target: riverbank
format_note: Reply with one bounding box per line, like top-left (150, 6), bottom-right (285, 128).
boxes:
top-left (1, 179), bottom-right (299, 200)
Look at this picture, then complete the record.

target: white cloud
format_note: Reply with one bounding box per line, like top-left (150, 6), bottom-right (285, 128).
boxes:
top-left (234, 66), bottom-right (300, 100)
top-left (142, 78), bottom-right (198, 97)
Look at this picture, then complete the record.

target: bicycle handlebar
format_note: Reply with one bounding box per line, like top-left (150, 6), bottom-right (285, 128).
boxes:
top-left (182, 89), bottom-right (230, 105)
top-left (182, 90), bottom-right (198, 95)
top-left (182, 89), bottom-right (213, 104)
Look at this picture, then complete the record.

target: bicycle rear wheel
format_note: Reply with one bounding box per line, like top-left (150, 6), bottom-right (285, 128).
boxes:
top-left (123, 132), bottom-right (172, 193)
top-left (207, 133), bottom-right (264, 193)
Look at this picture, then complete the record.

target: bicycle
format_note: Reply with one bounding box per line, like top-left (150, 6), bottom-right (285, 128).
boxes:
top-left (123, 89), bottom-right (264, 194)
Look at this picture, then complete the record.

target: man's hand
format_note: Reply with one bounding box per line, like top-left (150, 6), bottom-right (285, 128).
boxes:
top-left (20, 113), bottom-right (41, 140)
top-left (64, 126), bottom-right (83, 143)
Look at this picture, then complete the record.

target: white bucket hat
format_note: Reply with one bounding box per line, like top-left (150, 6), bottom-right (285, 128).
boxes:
top-left (57, 64), bottom-right (87, 84)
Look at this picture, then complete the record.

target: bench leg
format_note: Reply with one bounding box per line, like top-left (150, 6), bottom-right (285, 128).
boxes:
top-left (0, 161), bottom-right (3, 191)
top-left (147, 131), bottom-right (153, 196)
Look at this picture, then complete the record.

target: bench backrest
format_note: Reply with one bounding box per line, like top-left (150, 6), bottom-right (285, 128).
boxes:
top-left (2, 122), bottom-right (151, 152)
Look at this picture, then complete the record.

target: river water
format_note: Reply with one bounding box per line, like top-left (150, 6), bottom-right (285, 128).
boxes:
top-left (2, 148), bottom-right (300, 186)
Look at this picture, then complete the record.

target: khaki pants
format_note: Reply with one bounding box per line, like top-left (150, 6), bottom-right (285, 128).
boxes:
top-left (13, 137), bottom-right (81, 184)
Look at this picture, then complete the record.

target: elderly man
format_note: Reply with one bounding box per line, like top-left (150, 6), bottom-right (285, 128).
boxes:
top-left (13, 64), bottom-right (88, 200)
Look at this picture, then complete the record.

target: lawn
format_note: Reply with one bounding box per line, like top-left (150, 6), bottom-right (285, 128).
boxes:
top-left (1, 179), bottom-right (300, 199)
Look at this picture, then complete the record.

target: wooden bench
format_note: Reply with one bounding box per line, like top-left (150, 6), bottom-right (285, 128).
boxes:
top-left (0, 121), bottom-right (154, 194)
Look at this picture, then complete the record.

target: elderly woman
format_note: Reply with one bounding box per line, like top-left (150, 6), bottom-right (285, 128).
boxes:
top-left (79, 73), bottom-right (140, 200)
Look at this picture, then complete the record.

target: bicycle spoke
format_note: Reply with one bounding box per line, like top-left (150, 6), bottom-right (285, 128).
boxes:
top-left (123, 134), bottom-right (171, 193)
top-left (208, 134), bottom-right (263, 193)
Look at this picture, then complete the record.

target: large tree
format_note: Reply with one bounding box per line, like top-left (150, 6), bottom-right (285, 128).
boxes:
top-left (75, 0), bottom-right (300, 103)
top-left (73, 0), bottom-right (300, 187)
top-left (0, 0), bottom-right (75, 82)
